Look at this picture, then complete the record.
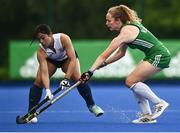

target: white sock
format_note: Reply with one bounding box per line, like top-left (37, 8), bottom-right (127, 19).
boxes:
top-left (133, 91), bottom-right (152, 115)
top-left (131, 82), bottom-right (161, 104)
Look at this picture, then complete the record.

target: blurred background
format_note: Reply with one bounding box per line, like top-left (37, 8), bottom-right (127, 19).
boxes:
top-left (0, 0), bottom-right (180, 81)
top-left (0, 1), bottom-right (180, 131)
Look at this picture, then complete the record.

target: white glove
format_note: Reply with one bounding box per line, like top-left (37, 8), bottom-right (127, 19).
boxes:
top-left (45, 89), bottom-right (53, 100)
top-left (60, 78), bottom-right (70, 90)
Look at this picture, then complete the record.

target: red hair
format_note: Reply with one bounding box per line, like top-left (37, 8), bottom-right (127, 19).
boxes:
top-left (108, 5), bottom-right (142, 23)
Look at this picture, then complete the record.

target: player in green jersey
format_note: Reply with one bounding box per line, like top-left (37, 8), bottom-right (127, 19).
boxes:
top-left (80, 5), bottom-right (171, 124)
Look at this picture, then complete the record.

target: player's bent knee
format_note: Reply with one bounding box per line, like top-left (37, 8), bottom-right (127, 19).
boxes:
top-left (34, 80), bottom-right (43, 88)
top-left (125, 78), bottom-right (135, 89)
top-left (71, 75), bottom-right (80, 81)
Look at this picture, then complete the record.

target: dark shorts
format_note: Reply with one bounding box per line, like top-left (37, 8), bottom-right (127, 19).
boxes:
top-left (47, 51), bottom-right (78, 68)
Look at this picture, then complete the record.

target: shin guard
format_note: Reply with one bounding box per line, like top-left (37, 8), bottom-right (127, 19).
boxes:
top-left (77, 82), bottom-right (95, 107)
top-left (28, 84), bottom-right (43, 111)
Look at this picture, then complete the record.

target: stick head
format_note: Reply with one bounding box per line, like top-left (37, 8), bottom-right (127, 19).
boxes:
top-left (16, 115), bottom-right (27, 124)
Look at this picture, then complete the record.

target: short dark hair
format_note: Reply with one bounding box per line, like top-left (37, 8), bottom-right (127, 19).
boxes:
top-left (29, 24), bottom-right (52, 46)
top-left (35, 24), bottom-right (52, 36)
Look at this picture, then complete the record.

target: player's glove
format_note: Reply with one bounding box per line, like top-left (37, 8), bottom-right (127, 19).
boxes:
top-left (80, 70), bottom-right (93, 83)
top-left (97, 61), bottom-right (107, 69)
top-left (45, 89), bottom-right (53, 100)
top-left (60, 78), bottom-right (71, 90)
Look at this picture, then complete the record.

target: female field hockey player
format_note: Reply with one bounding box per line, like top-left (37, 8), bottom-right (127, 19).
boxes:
top-left (80, 5), bottom-right (171, 124)
top-left (28, 24), bottom-right (104, 123)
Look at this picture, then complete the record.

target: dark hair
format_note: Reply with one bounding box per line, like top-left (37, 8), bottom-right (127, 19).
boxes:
top-left (35, 24), bottom-right (52, 35)
top-left (30, 24), bottom-right (52, 46)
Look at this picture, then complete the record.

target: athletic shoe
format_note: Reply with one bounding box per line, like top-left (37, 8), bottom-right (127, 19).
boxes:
top-left (132, 114), bottom-right (157, 124)
top-left (28, 117), bottom-right (38, 124)
top-left (89, 104), bottom-right (104, 117)
top-left (151, 99), bottom-right (169, 120)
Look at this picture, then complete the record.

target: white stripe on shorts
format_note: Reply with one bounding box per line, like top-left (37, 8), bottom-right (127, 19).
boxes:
top-left (152, 55), bottom-right (162, 67)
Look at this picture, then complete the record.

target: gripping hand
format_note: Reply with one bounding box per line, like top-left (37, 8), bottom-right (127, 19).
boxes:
top-left (60, 78), bottom-right (71, 90)
top-left (80, 70), bottom-right (93, 83)
top-left (45, 89), bottom-right (53, 100)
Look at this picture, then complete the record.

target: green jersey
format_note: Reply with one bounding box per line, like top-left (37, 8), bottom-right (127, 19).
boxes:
top-left (123, 22), bottom-right (171, 68)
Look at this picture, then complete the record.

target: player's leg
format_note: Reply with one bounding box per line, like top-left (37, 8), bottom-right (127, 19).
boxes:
top-left (133, 93), bottom-right (152, 115)
top-left (29, 61), bottom-right (57, 122)
top-left (28, 61), bottom-right (57, 123)
top-left (28, 68), bottom-right (43, 112)
top-left (29, 61), bottom-right (57, 110)
top-left (126, 61), bottom-right (162, 104)
top-left (61, 59), bottom-right (95, 106)
top-left (61, 59), bottom-right (104, 117)
top-left (126, 61), bottom-right (168, 121)
top-left (132, 92), bottom-right (157, 124)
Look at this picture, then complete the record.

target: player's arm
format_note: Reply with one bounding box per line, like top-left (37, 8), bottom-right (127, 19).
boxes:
top-left (89, 25), bottom-right (139, 72)
top-left (37, 48), bottom-right (50, 89)
top-left (37, 48), bottom-right (53, 99)
top-left (61, 33), bottom-right (76, 79)
top-left (105, 44), bottom-right (128, 65)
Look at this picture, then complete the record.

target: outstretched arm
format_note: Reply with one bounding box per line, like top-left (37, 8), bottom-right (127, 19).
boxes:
top-left (80, 25), bottom-right (139, 82)
top-left (89, 25), bottom-right (139, 72)
top-left (37, 48), bottom-right (53, 100)
top-left (105, 44), bottom-right (128, 65)
top-left (80, 32), bottom-right (128, 82)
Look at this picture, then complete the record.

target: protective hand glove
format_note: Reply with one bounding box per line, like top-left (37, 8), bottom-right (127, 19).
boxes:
top-left (80, 70), bottom-right (93, 83)
top-left (60, 78), bottom-right (71, 90)
top-left (45, 89), bottom-right (53, 100)
top-left (97, 61), bottom-right (107, 69)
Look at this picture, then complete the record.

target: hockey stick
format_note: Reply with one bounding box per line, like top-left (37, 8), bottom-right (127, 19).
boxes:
top-left (16, 81), bottom-right (81, 124)
top-left (17, 85), bottom-right (62, 123)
